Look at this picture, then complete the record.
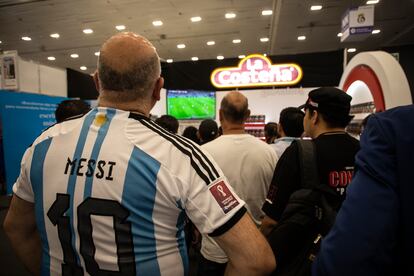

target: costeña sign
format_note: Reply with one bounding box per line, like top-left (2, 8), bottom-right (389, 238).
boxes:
top-left (210, 54), bottom-right (303, 89)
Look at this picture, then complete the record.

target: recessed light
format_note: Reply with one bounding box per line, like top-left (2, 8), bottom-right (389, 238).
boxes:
top-left (262, 10), bottom-right (273, 16)
top-left (297, 35), bottom-right (306, 41)
top-left (310, 5), bottom-right (323, 11)
top-left (50, 33), bottom-right (60, 39)
top-left (94, 51), bottom-right (100, 56)
top-left (83, 29), bottom-right (93, 34)
top-left (372, 29), bottom-right (381, 34)
top-left (70, 53), bottom-right (79, 58)
top-left (152, 20), bottom-right (163, 27)
top-left (191, 16), bottom-right (202, 22)
top-left (238, 55), bottom-right (246, 59)
top-left (366, 0), bottom-right (379, 4)
top-left (0, 40), bottom-right (2, 44)
top-left (166, 59), bottom-right (173, 63)
top-left (80, 66), bottom-right (87, 71)
top-left (217, 55), bottom-right (224, 60)
top-left (263, 53), bottom-right (267, 57)
top-left (191, 57), bottom-right (199, 61)
top-left (225, 13), bottom-right (236, 19)
top-left (116, 25), bottom-right (126, 31)
top-left (21, 36), bottom-right (32, 41)
top-left (207, 41), bottom-right (215, 46)
top-left (232, 39), bottom-right (241, 44)
top-left (47, 56), bottom-right (56, 61)
top-left (337, 32), bottom-right (343, 37)
top-left (177, 44), bottom-right (186, 49)
top-left (260, 37), bottom-right (269, 42)
top-left (347, 48), bottom-right (357, 53)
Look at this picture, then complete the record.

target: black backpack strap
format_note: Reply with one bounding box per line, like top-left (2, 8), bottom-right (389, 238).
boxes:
top-left (296, 140), bottom-right (319, 189)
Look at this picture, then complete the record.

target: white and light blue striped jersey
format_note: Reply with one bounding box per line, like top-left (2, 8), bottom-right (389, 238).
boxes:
top-left (13, 107), bottom-right (246, 276)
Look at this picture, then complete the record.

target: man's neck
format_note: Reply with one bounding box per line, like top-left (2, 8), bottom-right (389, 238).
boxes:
top-left (222, 122), bottom-right (246, 135)
top-left (313, 127), bottom-right (346, 138)
top-left (98, 98), bottom-right (150, 117)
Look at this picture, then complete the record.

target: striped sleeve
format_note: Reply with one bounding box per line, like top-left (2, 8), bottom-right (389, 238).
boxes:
top-left (13, 146), bottom-right (35, 203)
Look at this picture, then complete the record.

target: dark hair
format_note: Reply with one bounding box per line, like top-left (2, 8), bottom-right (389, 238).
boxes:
top-left (307, 107), bottom-right (352, 128)
top-left (198, 119), bottom-right (218, 144)
top-left (155, 115), bottom-right (179, 134)
top-left (264, 122), bottom-right (278, 143)
top-left (98, 54), bottom-right (160, 101)
top-left (279, 107), bottom-right (305, 137)
top-left (220, 96), bottom-right (249, 124)
top-left (182, 126), bottom-right (200, 144)
top-left (55, 99), bottom-right (90, 123)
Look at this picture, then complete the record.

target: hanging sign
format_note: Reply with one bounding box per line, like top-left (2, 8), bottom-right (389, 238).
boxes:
top-left (210, 54), bottom-right (303, 88)
top-left (341, 5), bottom-right (375, 42)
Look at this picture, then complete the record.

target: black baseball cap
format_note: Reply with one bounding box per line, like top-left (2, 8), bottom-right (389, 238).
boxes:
top-left (299, 87), bottom-right (354, 121)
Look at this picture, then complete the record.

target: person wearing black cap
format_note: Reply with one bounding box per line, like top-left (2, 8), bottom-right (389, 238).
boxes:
top-left (260, 87), bottom-right (360, 272)
top-left (197, 119), bottom-right (218, 144)
top-left (198, 91), bottom-right (277, 276)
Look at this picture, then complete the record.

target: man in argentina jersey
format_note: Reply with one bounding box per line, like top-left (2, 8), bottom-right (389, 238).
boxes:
top-left (4, 32), bottom-right (275, 276)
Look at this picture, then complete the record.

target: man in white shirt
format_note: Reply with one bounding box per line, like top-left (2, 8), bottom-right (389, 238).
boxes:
top-left (199, 91), bottom-right (278, 275)
top-left (271, 107), bottom-right (305, 158)
top-left (3, 32), bottom-right (275, 276)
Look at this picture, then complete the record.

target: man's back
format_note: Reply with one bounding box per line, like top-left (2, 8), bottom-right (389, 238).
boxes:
top-left (13, 107), bottom-right (245, 275)
top-left (314, 105), bottom-right (414, 275)
top-left (201, 134), bottom-right (277, 262)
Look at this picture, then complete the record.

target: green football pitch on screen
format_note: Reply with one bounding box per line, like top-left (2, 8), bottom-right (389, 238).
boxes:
top-left (168, 95), bottom-right (216, 120)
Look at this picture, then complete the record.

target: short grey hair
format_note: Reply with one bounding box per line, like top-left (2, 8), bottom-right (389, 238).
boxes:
top-left (98, 53), bottom-right (160, 101)
top-left (220, 96), bottom-right (249, 124)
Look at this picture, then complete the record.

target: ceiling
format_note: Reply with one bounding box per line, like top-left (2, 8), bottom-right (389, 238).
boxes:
top-left (0, 0), bottom-right (413, 74)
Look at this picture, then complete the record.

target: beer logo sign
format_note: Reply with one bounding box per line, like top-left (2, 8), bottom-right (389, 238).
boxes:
top-left (210, 54), bottom-right (303, 88)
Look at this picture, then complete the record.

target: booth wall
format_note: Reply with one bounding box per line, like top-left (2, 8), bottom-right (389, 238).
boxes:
top-left (67, 68), bottom-right (98, 99)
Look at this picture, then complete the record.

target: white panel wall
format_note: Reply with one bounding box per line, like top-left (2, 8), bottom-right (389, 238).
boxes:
top-left (18, 58), bottom-right (40, 93)
top-left (150, 87), bottom-right (313, 125)
top-left (39, 65), bottom-right (67, 97)
top-left (216, 88), bottom-right (312, 123)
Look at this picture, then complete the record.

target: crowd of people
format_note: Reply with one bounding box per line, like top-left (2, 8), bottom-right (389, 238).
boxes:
top-left (3, 32), bottom-right (413, 276)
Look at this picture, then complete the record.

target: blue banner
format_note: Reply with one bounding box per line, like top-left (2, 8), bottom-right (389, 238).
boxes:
top-left (0, 90), bottom-right (67, 194)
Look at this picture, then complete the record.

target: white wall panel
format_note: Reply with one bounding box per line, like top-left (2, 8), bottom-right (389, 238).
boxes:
top-left (39, 65), bottom-right (67, 97)
top-left (18, 58), bottom-right (40, 93)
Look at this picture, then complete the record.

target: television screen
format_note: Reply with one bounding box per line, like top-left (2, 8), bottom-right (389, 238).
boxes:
top-left (167, 90), bottom-right (216, 120)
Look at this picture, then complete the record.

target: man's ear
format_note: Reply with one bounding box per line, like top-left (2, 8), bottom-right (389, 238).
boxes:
top-left (152, 77), bottom-right (164, 101)
top-left (219, 109), bottom-right (224, 123)
top-left (313, 110), bottom-right (320, 125)
top-left (245, 109), bottom-right (251, 120)
top-left (93, 71), bottom-right (100, 93)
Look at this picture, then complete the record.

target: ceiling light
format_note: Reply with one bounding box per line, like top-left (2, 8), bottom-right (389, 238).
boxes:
top-left (207, 41), bottom-right (215, 46)
top-left (191, 16), bottom-right (202, 22)
top-left (217, 55), bottom-right (224, 60)
top-left (80, 66), bottom-right (87, 71)
top-left (0, 40), bottom-right (2, 44)
top-left (70, 53), bottom-right (79, 58)
top-left (366, 0), bottom-right (379, 4)
top-left (238, 55), bottom-right (246, 59)
top-left (297, 35), bottom-right (306, 41)
top-left (94, 51), bottom-right (100, 56)
top-left (83, 28), bottom-right (93, 34)
top-left (152, 20), bottom-right (163, 26)
top-left (232, 39), bottom-right (241, 44)
top-left (337, 32), bottom-right (343, 37)
top-left (310, 5), bottom-right (323, 11)
top-left (347, 48), bottom-right (357, 53)
top-left (191, 57), bottom-right (199, 61)
top-left (116, 25), bottom-right (126, 31)
top-left (372, 29), bottom-right (381, 34)
top-left (21, 36), bottom-right (31, 41)
top-left (225, 13), bottom-right (236, 19)
top-left (177, 44), bottom-right (186, 49)
top-left (166, 59), bottom-right (173, 63)
top-left (262, 10), bottom-right (273, 16)
top-left (47, 56), bottom-right (56, 61)
top-left (50, 33), bottom-right (60, 39)
top-left (260, 37), bottom-right (269, 42)
top-left (263, 53), bottom-right (267, 57)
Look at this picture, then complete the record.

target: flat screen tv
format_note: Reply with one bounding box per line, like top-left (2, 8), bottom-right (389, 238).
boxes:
top-left (167, 90), bottom-right (216, 120)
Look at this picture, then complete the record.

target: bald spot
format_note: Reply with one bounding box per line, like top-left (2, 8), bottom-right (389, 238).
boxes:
top-left (221, 91), bottom-right (249, 124)
top-left (100, 32), bottom-right (157, 73)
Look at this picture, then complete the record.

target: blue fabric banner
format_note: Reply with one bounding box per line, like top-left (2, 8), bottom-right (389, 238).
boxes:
top-left (0, 90), bottom-right (67, 194)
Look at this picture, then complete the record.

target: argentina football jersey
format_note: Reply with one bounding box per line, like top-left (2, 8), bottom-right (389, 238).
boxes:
top-left (13, 107), bottom-right (246, 276)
